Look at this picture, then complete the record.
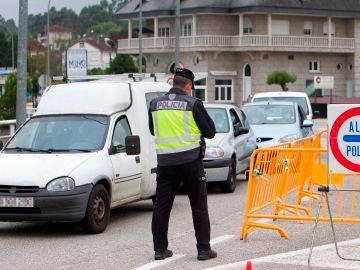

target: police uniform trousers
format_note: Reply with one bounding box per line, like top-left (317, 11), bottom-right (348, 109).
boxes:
top-left (152, 158), bottom-right (211, 252)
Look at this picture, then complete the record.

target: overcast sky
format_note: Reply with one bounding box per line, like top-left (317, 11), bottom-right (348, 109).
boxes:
top-left (0, 0), bottom-right (102, 23)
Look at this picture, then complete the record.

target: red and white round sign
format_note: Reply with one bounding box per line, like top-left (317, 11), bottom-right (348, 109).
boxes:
top-left (328, 105), bottom-right (360, 173)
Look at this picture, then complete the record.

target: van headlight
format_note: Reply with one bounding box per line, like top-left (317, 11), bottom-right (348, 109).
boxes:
top-left (205, 146), bottom-right (225, 158)
top-left (278, 133), bottom-right (301, 143)
top-left (46, 177), bottom-right (75, 192)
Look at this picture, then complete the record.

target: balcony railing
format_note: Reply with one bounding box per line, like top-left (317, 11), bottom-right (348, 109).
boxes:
top-left (118, 35), bottom-right (355, 52)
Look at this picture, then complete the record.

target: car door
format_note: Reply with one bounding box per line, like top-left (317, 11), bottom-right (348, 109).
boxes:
top-left (229, 108), bottom-right (247, 173)
top-left (109, 115), bottom-right (142, 203)
top-left (237, 108), bottom-right (257, 169)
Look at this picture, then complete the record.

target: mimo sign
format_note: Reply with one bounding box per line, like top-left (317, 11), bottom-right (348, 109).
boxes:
top-left (314, 76), bottom-right (334, 89)
top-left (328, 105), bottom-right (360, 173)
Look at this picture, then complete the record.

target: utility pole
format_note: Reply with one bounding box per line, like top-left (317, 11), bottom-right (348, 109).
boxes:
top-left (138, 0), bottom-right (143, 73)
top-left (175, 0), bottom-right (180, 70)
top-left (16, 0), bottom-right (28, 128)
top-left (46, 0), bottom-right (52, 87)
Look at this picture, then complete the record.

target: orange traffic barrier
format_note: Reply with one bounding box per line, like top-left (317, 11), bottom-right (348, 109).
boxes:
top-left (240, 130), bottom-right (360, 241)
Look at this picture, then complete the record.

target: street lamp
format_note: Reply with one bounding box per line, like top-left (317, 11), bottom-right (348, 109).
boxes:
top-left (46, 0), bottom-right (52, 87)
top-left (138, 0), bottom-right (143, 73)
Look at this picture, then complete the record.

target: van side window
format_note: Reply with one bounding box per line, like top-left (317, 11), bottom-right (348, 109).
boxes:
top-left (112, 117), bottom-right (132, 151)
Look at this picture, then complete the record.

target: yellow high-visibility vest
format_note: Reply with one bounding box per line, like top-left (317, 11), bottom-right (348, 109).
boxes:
top-left (151, 98), bottom-right (201, 155)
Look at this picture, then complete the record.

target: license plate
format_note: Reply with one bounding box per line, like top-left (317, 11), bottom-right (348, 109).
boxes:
top-left (0, 196), bottom-right (34, 208)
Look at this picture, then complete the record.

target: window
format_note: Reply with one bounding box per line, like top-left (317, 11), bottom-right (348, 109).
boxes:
top-left (158, 27), bottom-right (170, 37)
top-left (215, 79), bottom-right (233, 102)
top-left (304, 21), bottom-right (312, 35)
top-left (272, 20), bottom-right (290, 35)
top-left (183, 22), bottom-right (192, 36)
top-left (323, 22), bottom-right (335, 36)
top-left (309, 61), bottom-right (320, 73)
top-left (112, 117), bottom-right (132, 151)
top-left (229, 109), bottom-right (242, 132)
top-left (243, 17), bottom-right (253, 34)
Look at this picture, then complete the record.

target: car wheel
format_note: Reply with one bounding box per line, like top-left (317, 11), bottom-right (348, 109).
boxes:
top-left (82, 184), bottom-right (110, 234)
top-left (220, 160), bottom-right (237, 193)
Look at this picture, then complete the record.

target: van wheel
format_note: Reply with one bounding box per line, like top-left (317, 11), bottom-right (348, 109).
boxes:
top-left (220, 160), bottom-right (237, 193)
top-left (82, 184), bottom-right (110, 234)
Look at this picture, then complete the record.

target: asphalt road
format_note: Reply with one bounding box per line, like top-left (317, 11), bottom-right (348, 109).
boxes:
top-left (1, 119), bottom-right (360, 270)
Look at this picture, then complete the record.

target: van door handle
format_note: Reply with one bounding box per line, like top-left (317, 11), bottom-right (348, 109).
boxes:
top-left (135, 156), bottom-right (140, 163)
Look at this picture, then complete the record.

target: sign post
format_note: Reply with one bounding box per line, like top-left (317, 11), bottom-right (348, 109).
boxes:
top-left (314, 76), bottom-right (334, 103)
top-left (66, 49), bottom-right (87, 77)
top-left (328, 104), bottom-right (360, 174)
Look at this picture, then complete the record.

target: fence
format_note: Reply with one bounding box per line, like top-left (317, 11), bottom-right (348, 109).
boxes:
top-left (241, 130), bottom-right (360, 240)
top-left (0, 119), bottom-right (16, 143)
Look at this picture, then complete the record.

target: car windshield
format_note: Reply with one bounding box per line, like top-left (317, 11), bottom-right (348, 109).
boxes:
top-left (205, 108), bottom-right (230, 133)
top-left (243, 104), bottom-right (296, 125)
top-left (253, 97), bottom-right (309, 115)
top-left (5, 115), bottom-right (109, 153)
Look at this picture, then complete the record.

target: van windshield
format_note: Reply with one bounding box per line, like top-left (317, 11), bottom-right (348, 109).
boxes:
top-left (253, 97), bottom-right (309, 115)
top-left (5, 115), bottom-right (109, 153)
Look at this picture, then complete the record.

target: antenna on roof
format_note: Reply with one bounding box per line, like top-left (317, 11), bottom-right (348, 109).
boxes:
top-left (128, 74), bottom-right (136, 82)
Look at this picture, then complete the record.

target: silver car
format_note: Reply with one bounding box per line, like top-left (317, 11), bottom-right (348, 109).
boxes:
top-left (203, 104), bottom-right (257, 193)
top-left (242, 101), bottom-right (313, 148)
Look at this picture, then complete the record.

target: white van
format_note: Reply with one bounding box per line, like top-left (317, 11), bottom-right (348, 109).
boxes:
top-left (251, 91), bottom-right (313, 120)
top-left (0, 79), bottom-right (170, 233)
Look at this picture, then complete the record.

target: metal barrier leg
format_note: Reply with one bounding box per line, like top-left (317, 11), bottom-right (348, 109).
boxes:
top-left (307, 189), bottom-right (324, 270)
top-left (326, 190), bottom-right (360, 262)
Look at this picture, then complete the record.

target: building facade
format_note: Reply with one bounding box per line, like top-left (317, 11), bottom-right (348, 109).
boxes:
top-left (67, 39), bottom-right (116, 70)
top-left (116, 0), bottom-right (360, 105)
top-left (38, 25), bottom-right (73, 50)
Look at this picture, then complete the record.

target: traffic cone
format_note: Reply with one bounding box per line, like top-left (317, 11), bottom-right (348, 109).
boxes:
top-left (245, 260), bottom-right (253, 270)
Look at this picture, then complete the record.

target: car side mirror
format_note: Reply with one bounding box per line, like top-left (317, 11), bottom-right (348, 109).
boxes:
top-left (125, 136), bottom-right (141, 155)
top-left (234, 127), bottom-right (249, 137)
top-left (301, 119), bottom-right (313, 128)
top-left (0, 141), bottom-right (3, 150)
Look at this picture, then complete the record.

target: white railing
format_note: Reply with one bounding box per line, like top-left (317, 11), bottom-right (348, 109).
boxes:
top-left (118, 35), bottom-right (355, 51)
top-left (0, 119), bottom-right (16, 142)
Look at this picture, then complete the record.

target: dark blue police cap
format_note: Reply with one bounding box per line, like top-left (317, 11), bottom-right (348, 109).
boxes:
top-left (175, 68), bottom-right (195, 90)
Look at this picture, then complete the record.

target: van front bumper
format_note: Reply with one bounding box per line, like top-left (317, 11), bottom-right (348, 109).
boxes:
top-left (203, 158), bottom-right (232, 182)
top-left (0, 184), bottom-right (92, 222)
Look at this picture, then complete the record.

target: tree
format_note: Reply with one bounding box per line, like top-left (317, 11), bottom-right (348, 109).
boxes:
top-left (266, 71), bottom-right (297, 91)
top-left (0, 73), bottom-right (32, 120)
top-left (109, 54), bottom-right (138, 74)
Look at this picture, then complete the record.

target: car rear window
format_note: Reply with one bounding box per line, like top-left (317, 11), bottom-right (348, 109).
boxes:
top-left (243, 104), bottom-right (296, 125)
top-left (253, 97), bottom-right (309, 115)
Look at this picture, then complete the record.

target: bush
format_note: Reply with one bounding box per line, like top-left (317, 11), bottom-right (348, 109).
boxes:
top-left (109, 54), bottom-right (138, 74)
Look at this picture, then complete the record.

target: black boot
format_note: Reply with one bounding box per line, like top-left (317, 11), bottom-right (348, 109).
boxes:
top-left (197, 249), bottom-right (217, 261)
top-left (154, 249), bottom-right (173, 260)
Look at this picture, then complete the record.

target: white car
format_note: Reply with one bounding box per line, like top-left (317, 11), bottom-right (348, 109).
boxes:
top-left (242, 101), bottom-right (313, 148)
top-left (203, 104), bottom-right (257, 193)
top-left (251, 91), bottom-right (313, 120)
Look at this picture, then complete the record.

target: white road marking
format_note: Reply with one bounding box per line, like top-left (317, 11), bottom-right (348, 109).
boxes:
top-left (203, 238), bottom-right (360, 270)
top-left (132, 254), bottom-right (185, 270)
top-left (210, 235), bottom-right (235, 245)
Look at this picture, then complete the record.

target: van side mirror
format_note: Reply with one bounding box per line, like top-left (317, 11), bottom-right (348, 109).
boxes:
top-left (234, 127), bottom-right (249, 137)
top-left (125, 136), bottom-right (141, 155)
top-left (0, 141), bottom-right (3, 150)
top-left (301, 119), bottom-right (313, 128)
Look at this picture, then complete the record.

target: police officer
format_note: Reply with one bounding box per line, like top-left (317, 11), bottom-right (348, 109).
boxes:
top-left (148, 68), bottom-right (217, 261)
